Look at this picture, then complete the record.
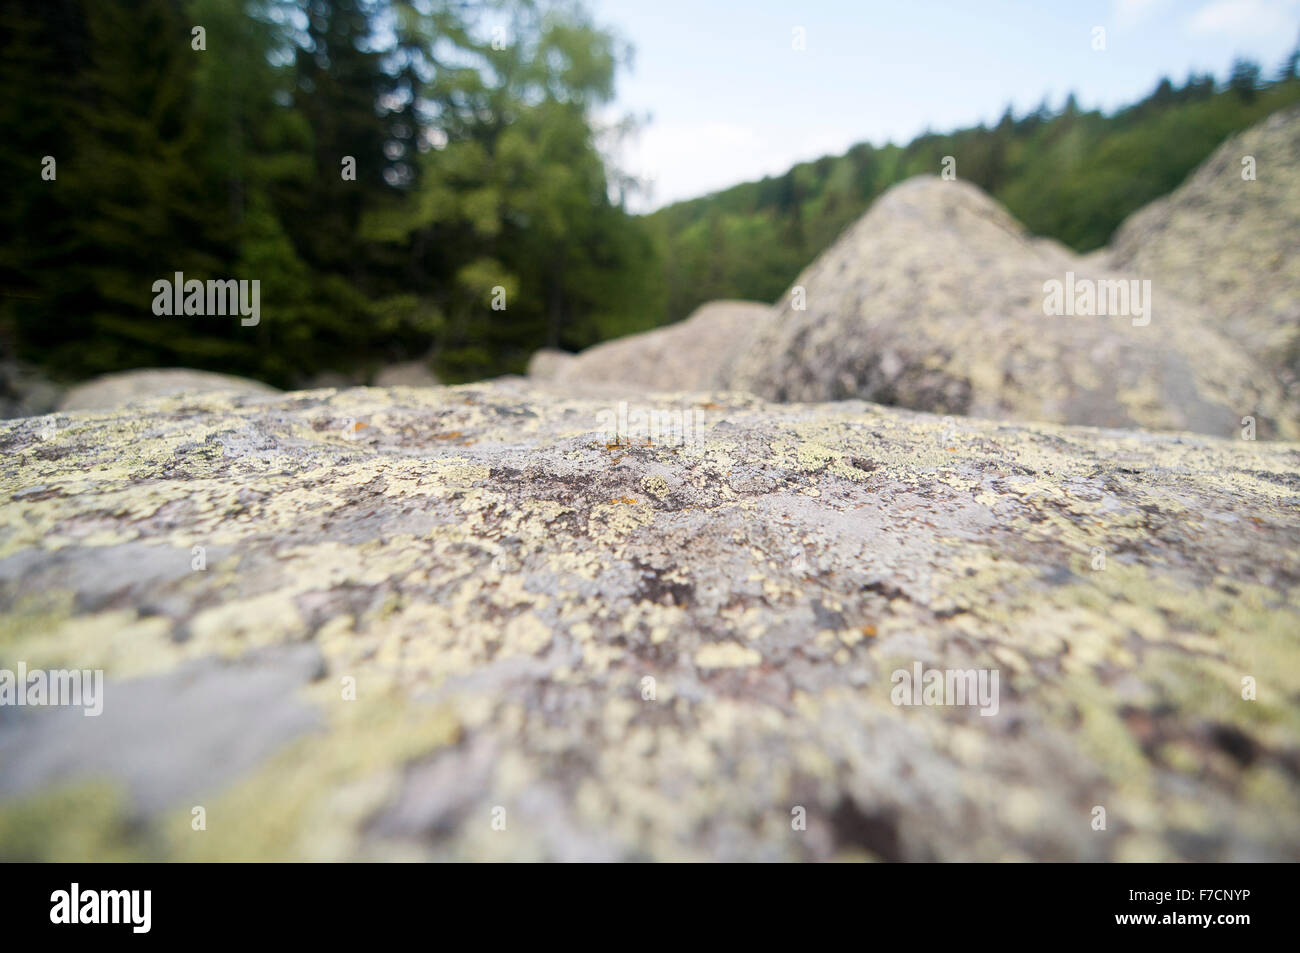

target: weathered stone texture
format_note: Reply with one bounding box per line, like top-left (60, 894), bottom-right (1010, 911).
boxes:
top-left (2, 382), bottom-right (1297, 861)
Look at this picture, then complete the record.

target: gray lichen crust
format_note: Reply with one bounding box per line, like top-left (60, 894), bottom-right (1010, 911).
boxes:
top-left (1, 382), bottom-right (1298, 861)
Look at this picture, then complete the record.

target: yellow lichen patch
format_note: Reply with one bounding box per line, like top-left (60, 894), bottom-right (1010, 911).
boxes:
top-left (500, 612), bottom-right (552, 657)
top-left (634, 603), bottom-right (689, 649)
top-left (0, 782), bottom-right (147, 862)
top-left (0, 590), bottom-right (76, 650)
top-left (694, 642), bottom-right (762, 668)
top-left (167, 694), bottom-right (460, 862)
top-left (427, 457), bottom-right (491, 488)
top-left (639, 474), bottom-right (671, 499)
top-left (6, 610), bottom-right (175, 678)
top-left (587, 500), bottom-right (655, 543)
top-left (187, 591), bottom-right (307, 656)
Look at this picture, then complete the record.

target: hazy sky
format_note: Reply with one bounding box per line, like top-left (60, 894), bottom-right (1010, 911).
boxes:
top-left (590, 0), bottom-right (1300, 210)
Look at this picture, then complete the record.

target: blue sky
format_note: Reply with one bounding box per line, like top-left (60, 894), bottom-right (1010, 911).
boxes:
top-left (589, 0), bottom-right (1300, 209)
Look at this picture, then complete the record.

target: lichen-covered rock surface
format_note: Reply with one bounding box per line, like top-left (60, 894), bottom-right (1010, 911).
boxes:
top-left (2, 381), bottom-right (1298, 861)
top-left (725, 176), bottom-right (1298, 439)
top-left (1106, 106), bottom-right (1300, 392)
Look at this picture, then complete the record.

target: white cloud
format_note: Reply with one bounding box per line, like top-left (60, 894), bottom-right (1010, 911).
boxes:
top-left (1187, 0), bottom-right (1300, 38)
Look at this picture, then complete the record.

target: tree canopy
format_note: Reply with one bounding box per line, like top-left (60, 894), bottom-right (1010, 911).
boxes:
top-left (0, 0), bottom-right (654, 384)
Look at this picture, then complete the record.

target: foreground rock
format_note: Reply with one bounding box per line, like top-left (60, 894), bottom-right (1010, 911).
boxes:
top-left (58, 368), bottom-right (278, 411)
top-left (1107, 106), bottom-right (1300, 392)
top-left (1, 382), bottom-right (1298, 861)
top-left (542, 300), bottom-right (772, 391)
top-left (725, 176), bottom-right (1297, 439)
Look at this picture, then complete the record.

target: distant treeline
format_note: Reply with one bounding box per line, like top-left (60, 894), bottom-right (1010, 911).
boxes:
top-left (645, 54), bottom-right (1300, 329)
top-left (2, 2), bottom-right (1298, 386)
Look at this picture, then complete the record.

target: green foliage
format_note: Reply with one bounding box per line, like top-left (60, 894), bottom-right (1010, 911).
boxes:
top-left (0, 0), bottom-right (652, 385)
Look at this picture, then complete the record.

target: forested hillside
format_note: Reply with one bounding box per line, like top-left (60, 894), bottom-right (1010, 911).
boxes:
top-left (644, 58), bottom-right (1300, 327)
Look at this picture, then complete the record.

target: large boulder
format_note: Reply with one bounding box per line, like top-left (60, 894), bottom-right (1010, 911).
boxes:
top-left (1106, 106), bottom-right (1300, 391)
top-left (0, 360), bottom-right (61, 419)
top-left (58, 368), bottom-right (277, 412)
top-left (546, 300), bottom-right (772, 392)
top-left (372, 360), bottom-right (439, 388)
top-left (1, 382), bottom-right (1297, 861)
top-left (725, 176), bottom-right (1297, 439)
top-left (525, 347), bottom-right (575, 382)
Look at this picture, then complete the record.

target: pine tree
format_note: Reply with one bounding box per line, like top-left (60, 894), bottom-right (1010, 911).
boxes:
top-left (0, 0), bottom-right (91, 366)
